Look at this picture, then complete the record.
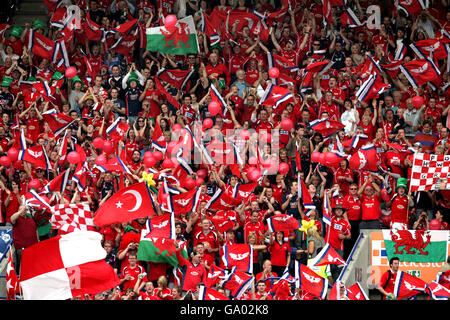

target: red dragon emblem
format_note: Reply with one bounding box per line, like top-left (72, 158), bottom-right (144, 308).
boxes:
top-left (152, 238), bottom-right (177, 257)
top-left (391, 229), bottom-right (432, 255)
top-left (161, 22), bottom-right (191, 48)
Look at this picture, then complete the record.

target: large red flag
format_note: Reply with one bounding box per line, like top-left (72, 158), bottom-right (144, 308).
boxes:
top-left (220, 244), bottom-right (253, 274)
top-left (6, 248), bottom-right (19, 300)
top-left (393, 270), bottom-right (427, 299)
top-left (198, 285), bottom-right (230, 300)
top-left (93, 182), bottom-right (157, 227)
top-left (295, 262), bottom-right (328, 300)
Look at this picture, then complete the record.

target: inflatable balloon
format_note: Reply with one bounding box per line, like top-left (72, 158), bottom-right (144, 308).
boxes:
top-left (0, 156), bottom-right (11, 167)
top-left (67, 151), bottom-right (81, 164)
top-left (65, 66), bottom-right (77, 79)
top-left (183, 177), bottom-right (196, 190)
top-left (93, 137), bottom-right (105, 149)
top-left (429, 219), bottom-right (442, 230)
top-left (203, 118), bottom-right (213, 129)
top-left (318, 153), bottom-right (326, 165)
top-left (7, 147), bottom-right (19, 162)
top-left (144, 154), bottom-right (156, 168)
top-left (269, 67), bottom-right (280, 79)
top-left (278, 162), bottom-right (290, 175)
top-left (164, 14), bottom-right (177, 31)
top-left (311, 151), bottom-right (321, 163)
top-left (412, 96), bottom-right (424, 109)
top-left (208, 101), bottom-right (221, 116)
top-left (95, 154), bottom-right (107, 166)
top-left (196, 168), bottom-right (208, 179)
top-left (102, 140), bottom-right (114, 154)
top-left (324, 152), bottom-right (341, 166)
top-left (162, 158), bottom-right (174, 169)
top-left (195, 177), bottom-right (204, 187)
top-left (29, 179), bottom-right (42, 189)
top-left (280, 118), bottom-right (293, 132)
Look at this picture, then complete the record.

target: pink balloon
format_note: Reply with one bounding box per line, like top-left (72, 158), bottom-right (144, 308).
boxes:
top-left (324, 152), bottom-right (340, 166)
top-left (269, 67), bottom-right (280, 79)
top-left (195, 177), bottom-right (204, 187)
top-left (196, 168), bottom-right (208, 179)
top-left (172, 123), bottom-right (182, 133)
top-left (93, 137), bottom-right (105, 149)
top-left (248, 168), bottom-right (261, 181)
top-left (153, 151), bottom-right (164, 162)
top-left (164, 14), bottom-right (177, 31)
top-left (203, 118), bottom-right (213, 129)
top-left (412, 96), bottom-right (424, 109)
top-left (381, 188), bottom-right (390, 202)
top-left (183, 177), bottom-right (196, 190)
top-left (162, 158), bottom-right (175, 169)
top-left (102, 140), bottom-right (114, 154)
top-left (95, 154), bottom-right (107, 166)
top-left (311, 151), bottom-right (321, 163)
top-left (279, 162), bottom-right (290, 175)
top-left (144, 155), bottom-right (156, 168)
top-left (240, 129), bottom-right (250, 140)
top-left (67, 151), bottom-right (81, 164)
top-left (7, 147), bottom-right (19, 162)
top-left (65, 66), bottom-right (77, 79)
top-left (208, 101), bottom-right (221, 116)
top-left (29, 179), bottom-right (41, 189)
top-left (0, 156), bottom-right (11, 167)
top-left (280, 118), bottom-right (293, 132)
top-left (318, 153), bottom-right (326, 165)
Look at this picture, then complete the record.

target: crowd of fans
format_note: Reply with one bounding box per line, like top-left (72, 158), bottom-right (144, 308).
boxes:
top-left (1, 0), bottom-right (450, 300)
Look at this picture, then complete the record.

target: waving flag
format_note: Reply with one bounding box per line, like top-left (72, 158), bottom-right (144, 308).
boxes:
top-left (110, 24), bottom-right (139, 56)
top-left (221, 244), bottom-right (253, 274)
top-left (311, 243), bottom-right (346, 266)
top-left (93, 182), bottom-right (157, 227)
top-left (381, 60), bottom-right (403, 78)
top-left (393, 270), bottom-right (427, 299)
top-left (267, 52), bottom-right (299, 76)
top-left (42, 109), bottom-right (75, 136)
top-left (19, 145), bottom-right (51, 170)
top-left (6, 247), bottom-right (19, 300)
top-left (347, 282), bottom-right (370, 300)
top-left (410, 39), bottom-right (448, 61)
top-left (27, 29), bottom-right (58, 63)
top-left (294, 261), bottom-right (328, 299)
top-left (396, 0), bottom-right (427, 16)
top-left (32, 81), bottom-right (55, 102)
top-left (267, 214), bottom-right (300, 233)
top-left (137, 236), bottom-right (187, 267)
top-left (322, 190), bottom-right (332, 227)
top-left (355, 73), bottom-right (390, 103)
top-left (157, 68), bottom-right (194, 91)
top-left (201, 12), bottom-right (220, 46)
top-left (209, 84), bottom-right (228, 117)
top-left (170, 188), bottom-right (201, 214)
top-left (144, 213), bottom-right (175, 239)
top-left (309, 118), bottom-right (346, 140)
top-left (232, 182), bottom-right (257, 201)
top-left (154, 76), bottom-right (180, 109)
top-left (425, 281), bottom-right (450, 300)
top-left (206, 264), bottom-right (227, 288)
top-left (328, 280), bottom-right (347, 300)
top-left (198, 285), bottom-right (230, 300)
top-left (348, 143), bottom-right (378, 172)
top-left (84, 11), bottom-right (106, 41)
top-left (151, 120), bottom-right (167, 152)
top-left (210, 211), bottom-right (237, 235)
top-left (43, 169), bottom-right (70, 194)
top-left (72, 162), bottom-right (88, 192)
top-left (437, 270), bottom-right (450, 290)
top-left (50, 203), bottom-right (96, 234)
top-left (400, 59), bottom-right (440, 89)
top-left (221, 267), bottom-right (254, 299)
top-left (259, 83), bottom-right (293, 109)
top-left (19, 231), bottom-right (120, 300)
top-left (340, 8), bottom-right (365, 28)
top-left (298, 178), bottom-right (315, 216)
top-left (205, 189), bottom-right (243, 211)
top-left (106, 117), bottom-right (129, 142)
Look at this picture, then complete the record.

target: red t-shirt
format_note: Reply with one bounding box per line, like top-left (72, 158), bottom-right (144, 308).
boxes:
top-left (342, 194), bottom-right (362, 221)
top-left (120, 264), bottom-right (148, 291)
top-left (361, 194), bottom-right (382, 221)
top-left (390, 194), bottom-right (408, 224)
top-left (269, 240), bottom-right (291, 267)
top-left (325, 217), bottom-right (351, 251)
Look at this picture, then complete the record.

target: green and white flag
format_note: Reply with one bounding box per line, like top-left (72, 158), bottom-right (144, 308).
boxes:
top-left (146, 15), bottom-right (199, 55)
top-left (382, 229), bottom-right (448, 263)
top-left (137, 236), bottom-right (188, 267)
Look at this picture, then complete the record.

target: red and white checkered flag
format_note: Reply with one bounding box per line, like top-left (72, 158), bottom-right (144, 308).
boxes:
top-left (51, 203), bottom-right (97, 234)
top-left (410, 153), bottom-right (450, 192)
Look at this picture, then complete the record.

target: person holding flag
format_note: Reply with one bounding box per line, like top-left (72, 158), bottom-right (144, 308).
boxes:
top-left (378, 256), bottom-right (400, 300)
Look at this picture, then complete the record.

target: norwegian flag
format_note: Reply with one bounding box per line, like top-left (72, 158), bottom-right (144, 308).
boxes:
top-left (198, 285), bottom-right (230, 300)
top-left (311, 243), bottom-right (346, 266)
top-left (50, 203), bottom-right (96, 234)
top-left (396, 0), bottom-right (427, 17)
top-left (393, 270), bottom-right (427, 299)
top-left (220, 267), bottom-right (254, 299)
top-left (84, 11), bottom-right (106, 42)
top-left (43, 169), bottom-right (70, 194)
top-left (309, 118), bottom-right (345, 140)
top-left (232, 182), bottom-right (257, 201)
top-left (206, 264), bottom-right (227, 288)
top-left (205, 189), bottom-right (243, 211)
top-left (151, 120), bottom-right (167, 153)
top-left (400, 59), bottom-right (440, 89)
top-left (157, 68), bottom-right (194, 91)
top-left (6, 247), bottom-right (19, 300)
top-left (340, 8), bottom-right (365, 28)
top-left (259, 83), bottom-right (293, 109)
top-left (294, 261), bottom-right (328, 300)
top-left (170, 188), bottom-right (201, 214)
top-left (355, 73), bottom-right (391, 103)
top-left (221, 244), bottom-right (253, 274)
top-left (201, 12), bottom-right (220, 46)
top-left (410, 39), bottom-right (449, 61)
top-left (42, 109), bottom-right (75, 136)
top-left (266, 214), bottom-right (300, 233)
top-left (298, 177), bottom-right (316, 216)
top-left (19, 145), bottom-right (51, 170)
top-left (425, 281), bottom-right (450, 300)
top-left (106, 117), bottom-right (129, 143)
top-left (144, 213), bottom-right (175, 239)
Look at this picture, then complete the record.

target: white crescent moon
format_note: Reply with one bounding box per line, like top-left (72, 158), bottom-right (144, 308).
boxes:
top-left (123, 190), bottom-right (142, 212)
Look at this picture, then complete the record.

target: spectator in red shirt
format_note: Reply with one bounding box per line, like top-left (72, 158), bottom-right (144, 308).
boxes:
top-left (358, 175), bottom-right (382, 230)
top-left (268, 231), bottom-right (291, 277)
top-left (377, 257), bottom-right (400, 300)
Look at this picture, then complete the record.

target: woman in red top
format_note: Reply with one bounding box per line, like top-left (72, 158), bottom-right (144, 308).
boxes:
top-left (335, 159), bottom-right (353, 196)
top-left (153, 276), bottom-right (173, 300)
top-left (2, 180), bottom-right (20, 225)
top-left (268, 231), bottom-right (291, 277)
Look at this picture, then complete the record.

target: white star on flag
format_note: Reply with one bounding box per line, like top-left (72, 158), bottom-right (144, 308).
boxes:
top-left (116, 201), bottom-right (123, 208)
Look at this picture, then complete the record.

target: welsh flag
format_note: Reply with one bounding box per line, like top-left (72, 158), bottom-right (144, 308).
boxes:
top-left (137, 236), bottom-right (188, 268)
top-left (382, 230), bottom-right (448, 263)
top-left (146, 15), bottom-right (199, 55)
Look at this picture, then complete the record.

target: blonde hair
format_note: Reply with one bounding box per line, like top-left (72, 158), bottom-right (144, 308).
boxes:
top-left (307, 226), bottom-right (323, 241)
top-left (157, 276), bottom-right (168, 288)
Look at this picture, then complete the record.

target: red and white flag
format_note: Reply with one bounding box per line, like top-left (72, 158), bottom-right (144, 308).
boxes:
top-left (425, 281), bottom-right (450, 300)
top-left (6, 248), bottom-right (19, 300)
top-left (19, 231), bottom-right (120, 300)
top-left (220, 244), bottom-right (253, 274)
top-left (232, 182), bottom-right (257, 201)
top-left (157, 68), bottom-right (194, 91)
top-left (170, 188), bottom-right (201, 214)
top-left (436, 270), bottom-right (450, 290)
top-left (151, 119), bottom-right (167, 153)
top-left (259, 83), bottom-right (293, 109)
top-left (27, 29), bottom-right (57, 63)
top-left (393, 270), bottom-right (427, 299)
top-left (83, 11), bottom-right (106, 41)
top-left (106, 117), bottom-right (129, 143)
top-left (43, 169), bottom-right (70, 193)
top-left (206, 264), bottom-right (227, 288)
top-left (409, 153), bottom-right (450, 192)
top-left (201, 12), bottom-right (220, 46)
top-left (19, 145), bottom-right (51, 170)
top-left (311, 243), bottom-right (346, 267)
top-left (93, 182), bottom-right (157, 227)
top-left (221, 267), bottom-right (254, 299)
top-left (205, 189), bottom-right (243, 211)
top-left (347, 282), bottom-right (370, 300)
top-left (42, 109), bottom-right (75, 136)
top-left (198, 285), bottom-right (230, 300)
top-left (294, 261), bottom-right (328, 300)
top-left (50, 203), bottom-right (96, 234)
top-left (266, 214), bottom-right (300, 233)
top-left (144, 213), bottom-right (175, 239)
top-left (410, 38), bottom-right (448, 61)
top-left (396, 0), bottom-right (427, 17)
top-left (400, 59), bottom-right (440, 89)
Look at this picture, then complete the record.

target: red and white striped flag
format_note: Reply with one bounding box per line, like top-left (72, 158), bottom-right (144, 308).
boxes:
top-left (50, 203), bottom-right (96, 234)
top-left (6, 248), bottom-right (19, 300)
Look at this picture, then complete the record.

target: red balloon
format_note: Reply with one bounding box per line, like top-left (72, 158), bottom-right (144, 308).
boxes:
top-left (172, 123), bottom-right (182, 133)
top-left (0, 156), bottom-right (11, 167)
top-left (65, 66), bottom-right (77, 79)
top-left (412, 96), bottom-right (424, 109)
top-left (203, 118), bottom-right (213, 129)
top-left (183, 177), bottom-right (196, 190)
top-left (164, 14), bottom-right (177, 31)
top-left (240, 129), bottom-right (250, 140)
top-left (318, 153), bottom-right (326, 165)
top-left (95, 154), bottom-right (107, 166)
top-left (279, 162), bottom-right (290, 175)
top-left (208, 101), bottom-right (221, 116)
top-left (381, 188), bottom-right (390, 202)
top-left (7, 147), bottom-right (19, 162)
top-left (196, 168), bottom-right (208, 179)
top-left (280, 118), bottom-right (294, 132)
top-left (144, 151), bottom-right (153, 159)
top-left (67, 151), bottom-right (80, 164)
top-left (311, 151), bottom-right (321, 163)
top-left (29, 179), bottom-right (41, 189)
top-left (195, 177), bottom-right (204, 187)
top-left (153, 151), bottom-right (164, 162)
top-left (102, 140), bottom-right (114, 154)
top-left (248, 156), bottom-right (258, 166)
top-left (324, 152), bottom-right (340, 166)
top-left (247, 168), bottom-right (261, 181)
top-left (269, 67), bottom-right (280, 79)
top-left (93, 137), bottom-right (104, 149)
top-left (162, 158), bottom-right (174, 169)
top-left (144, 155), bottom-right (156, 168)
top-left (429, 219), bottom-right (442, 230)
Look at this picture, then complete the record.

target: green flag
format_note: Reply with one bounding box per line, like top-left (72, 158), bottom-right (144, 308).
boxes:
top-left (137, 236), bottom-right (188, 267)
top-left (146, 15), bottom-right (199, 55)
top-left (382, 230), bottom-right (448, 263)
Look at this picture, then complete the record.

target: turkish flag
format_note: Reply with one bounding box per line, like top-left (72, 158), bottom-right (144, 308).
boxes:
top-left (93, 182), bottom-right (157, 227)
